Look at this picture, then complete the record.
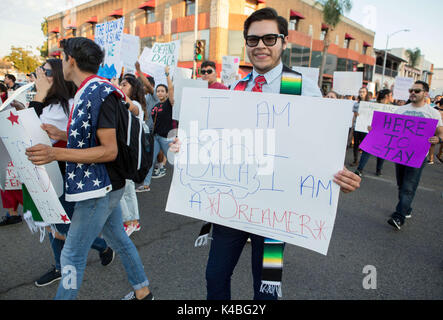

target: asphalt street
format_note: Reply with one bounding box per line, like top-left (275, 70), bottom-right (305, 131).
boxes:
top-left (1, 147), bottom-right (442, 300)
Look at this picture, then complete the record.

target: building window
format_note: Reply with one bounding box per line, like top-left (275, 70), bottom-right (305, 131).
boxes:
top-left (185, 0), bottom-right (195, 16)
top-left (130, 13), bottom-right (136, 35)
top-left (363, 46), bottom-right (368, 55)
top-left (320, 29), bottom-right (326, 41)
top-left (344, 38), bottom-right (350, 49)
top-left (244, 0), bottom-right (256, 16)
top-left (289, 18), bottom-right (299, 31)
top-left (145, 9), bottom-right (155, 24)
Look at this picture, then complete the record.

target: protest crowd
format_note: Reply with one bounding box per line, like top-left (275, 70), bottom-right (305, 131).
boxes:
top-left (0, 7), bottom-right (442, 301)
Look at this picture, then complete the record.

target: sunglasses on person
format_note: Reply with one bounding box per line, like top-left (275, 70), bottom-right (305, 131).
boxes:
top-left (200, 69), bottom-right (214, 75)
top-left (245, 34), bottom-right (285, 47)
top-left (409, 88), bottom-right (423, 94)
top-left (41, 67), bottom-right (53, 77)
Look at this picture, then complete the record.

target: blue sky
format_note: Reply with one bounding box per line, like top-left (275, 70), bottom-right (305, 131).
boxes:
top-left (1, 0), bottom-right (442, 67)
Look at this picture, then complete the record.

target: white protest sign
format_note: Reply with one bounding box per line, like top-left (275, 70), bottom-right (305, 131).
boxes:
top-left (166, 88), bottom-right (353, 255)
top-left (175, 67), bottom-right (193, 80)
top-left (0, 82), bottom-right (35, 112)
top-left (121, 33), bottom-right (141, 75)
top-left (354, 101), bottom-right (399, 133)
top-left (393, 77), bottom-right (414, 101)
top-left (95, 17), bottom-right (125, 79)
top-left (0, 109), bottom-right (68, 224)
top-left (138, 41), bottom-right (181, 85)
top-left (292, 66), bottom-right (320, 85)
top-left (333, 72), bottom-right (363, 96)
top-left (139, 47), bottom-right (167, 86)
top-left (172, 79), bottom-right (208, 120)
top-left (221, 56), bottom-right (240, 86)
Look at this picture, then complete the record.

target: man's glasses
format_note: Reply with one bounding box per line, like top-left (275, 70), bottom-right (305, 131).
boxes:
top-left (245, 34), bottom-right (285, 47)
top-left (409, 88), bottom-right (423, 94)
top-left (201, 69), bottom-right (213, 75)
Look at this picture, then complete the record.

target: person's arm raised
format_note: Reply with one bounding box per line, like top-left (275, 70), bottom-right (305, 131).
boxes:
top-left (135, 61), bottom-right (154, 95)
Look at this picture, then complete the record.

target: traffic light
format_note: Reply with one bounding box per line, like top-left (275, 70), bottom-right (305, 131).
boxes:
top-left (194, 40), bottom-right (206, 62)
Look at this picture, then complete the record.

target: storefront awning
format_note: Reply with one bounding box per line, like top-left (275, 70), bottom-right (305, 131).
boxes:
top-left (108, 8), bottom-right (123, 18)
top-left (290, 10), bottom-right (305, 19)
top-left (345, 33), bottom-right (355, 40)
top-left (138, 0), bottom-right (156, 10)
top-left (363, 41), bottom-right (372, 47)
top-left (85, 16), bottom-right (98, 24)
top-left (49, 27), bottom-right (59, 33)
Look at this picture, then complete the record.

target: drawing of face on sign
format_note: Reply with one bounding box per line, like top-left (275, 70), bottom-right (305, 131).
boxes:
top-left (176, 135), bottom-right (262, 200)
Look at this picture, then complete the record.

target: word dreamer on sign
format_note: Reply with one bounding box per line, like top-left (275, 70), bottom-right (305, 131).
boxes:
top-left (177, 304), bottom-right (266, 317)
top-left (360, 111), bottom-right (438, 168)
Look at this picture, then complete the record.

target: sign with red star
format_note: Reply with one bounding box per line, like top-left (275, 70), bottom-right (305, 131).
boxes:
top-left (60, 214), bottom-right (69, 223)
top-left (7, 111), bottom-right (19, 126)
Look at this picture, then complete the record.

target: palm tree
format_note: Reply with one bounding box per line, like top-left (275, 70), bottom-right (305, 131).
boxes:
top-left (405, 48), bottom-right (421, 68)
top-left (316, 0), bottom-right (353, 88)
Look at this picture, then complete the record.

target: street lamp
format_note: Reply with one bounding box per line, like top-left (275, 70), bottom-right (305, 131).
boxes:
top-left (381, 29), bottom-right (410, 89)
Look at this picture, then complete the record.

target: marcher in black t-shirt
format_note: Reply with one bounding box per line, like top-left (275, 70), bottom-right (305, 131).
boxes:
top-left (137, 66), bottom-right (175, 192)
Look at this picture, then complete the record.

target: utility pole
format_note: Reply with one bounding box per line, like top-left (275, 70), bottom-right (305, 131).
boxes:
top-left (193, 0), bottom-right (199, 79)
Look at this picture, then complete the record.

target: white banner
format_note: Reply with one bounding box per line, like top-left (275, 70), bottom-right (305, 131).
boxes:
top-left (292, 66), bottom-right (320, 85)
top-left (393, 77), bottom-right (414, 101)
top-left (121, 33), bottom-right (141, 75)
top-left (354, 101), bottom-right (399, 133)
top-left (333, 72), bottom-right (363, 96)
top-left (166, 88), bottom-right (353, 255)
top-left (172, 79), bottom-right (208, 121)
top-left (95, 17), bottom-right (125, 79)
top-left (0, 108), bottom-right (68, 224)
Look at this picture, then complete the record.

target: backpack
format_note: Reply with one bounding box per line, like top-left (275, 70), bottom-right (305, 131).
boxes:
top-left (114, 100), bottom-right (154, 183)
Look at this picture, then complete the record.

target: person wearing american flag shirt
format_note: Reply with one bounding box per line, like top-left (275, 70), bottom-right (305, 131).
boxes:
top-left (25, 37), bottom-right (154, 301)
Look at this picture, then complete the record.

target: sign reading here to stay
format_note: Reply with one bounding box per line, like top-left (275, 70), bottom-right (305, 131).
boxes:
top-left (360, 111), bottom-right (438, 168)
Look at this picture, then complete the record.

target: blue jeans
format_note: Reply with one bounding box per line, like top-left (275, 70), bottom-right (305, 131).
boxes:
top-left (393, 160), bottom-right (426, 222)
top-left (143, 134), bottom-right (172, 187)
top-left (206, 224), bottom-right (280, 300)
top-left (49, 192), bottom-right (107, 271)
top-left (55, 188), bottom-right (149, 300)
top-left (357, 151), bottom-right (385, 172)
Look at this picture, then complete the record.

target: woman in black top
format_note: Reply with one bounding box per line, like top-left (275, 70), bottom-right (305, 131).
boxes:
top-left (136, 66), bottom-right (175, 192)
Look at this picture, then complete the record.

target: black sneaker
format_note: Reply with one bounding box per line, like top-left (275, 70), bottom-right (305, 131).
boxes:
top-left (376, 169), bottom-right (382, 176)
top-left (0, 215), bottom-right (22, 226)
top-left (354, 169), bottom-right (362, 177)
top-left (388, 217), bottom-right (404, 230)
top-left (35, 266), bottom-right (61, 287)
top-left (122, 291), bottom-right (154, 300)
top-left (99, 247), bottom-right (115, 266)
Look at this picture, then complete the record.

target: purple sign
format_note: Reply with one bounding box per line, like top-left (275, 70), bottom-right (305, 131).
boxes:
top-left (360, 111), bottom-right (438, 168)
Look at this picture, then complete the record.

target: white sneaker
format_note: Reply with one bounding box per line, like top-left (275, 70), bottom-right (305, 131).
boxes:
top-left (135, 186), bottom-right (150, 193)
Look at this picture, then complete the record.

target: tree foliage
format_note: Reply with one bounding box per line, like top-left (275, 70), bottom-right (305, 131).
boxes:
top-left (406, 48), bottom-right (421, 68)
top-left (4, 46), bottom-right (41, 74)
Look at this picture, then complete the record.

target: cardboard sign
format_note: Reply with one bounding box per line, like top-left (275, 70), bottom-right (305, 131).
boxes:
top-left (333, 72), bottom-right (363, 96)
top-left (292, 66), bottom-right (320, 85)
top-left (221, 56), bottom-right (240, 86)
top-left (360, 111), bottom-right (438, 168)
top-left (95, 17), bottom-right (125, 79)
top-left (0, 82), bottom-right (35, 112)
top-left (4, 161), bottom-right (21, 190)
top-left (121, 33), bottom-right (141, 75)
top-left (0, 109), bottom-right (69, 224)
top-left (393, 77), bottom-right (414, 101)
top-left (355, 101), bottom-right (399, 133)
top-left (166, 88), bottom-right (353, 255)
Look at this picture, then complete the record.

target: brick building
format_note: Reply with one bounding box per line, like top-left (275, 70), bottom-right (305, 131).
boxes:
top-left (46, 0), bottom-right (375, 91)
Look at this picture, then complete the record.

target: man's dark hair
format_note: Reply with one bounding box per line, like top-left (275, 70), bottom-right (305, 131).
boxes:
top-left (60, 37), bottom-right (104, 74)
top-left (243, 7), bottom-right (288, 39)
top-left (5, 74), bottom-right (16, 83)
top-left (201, 61), bottom-right (216, 70)
top-left (414, 80), bottom-right (429, 93)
